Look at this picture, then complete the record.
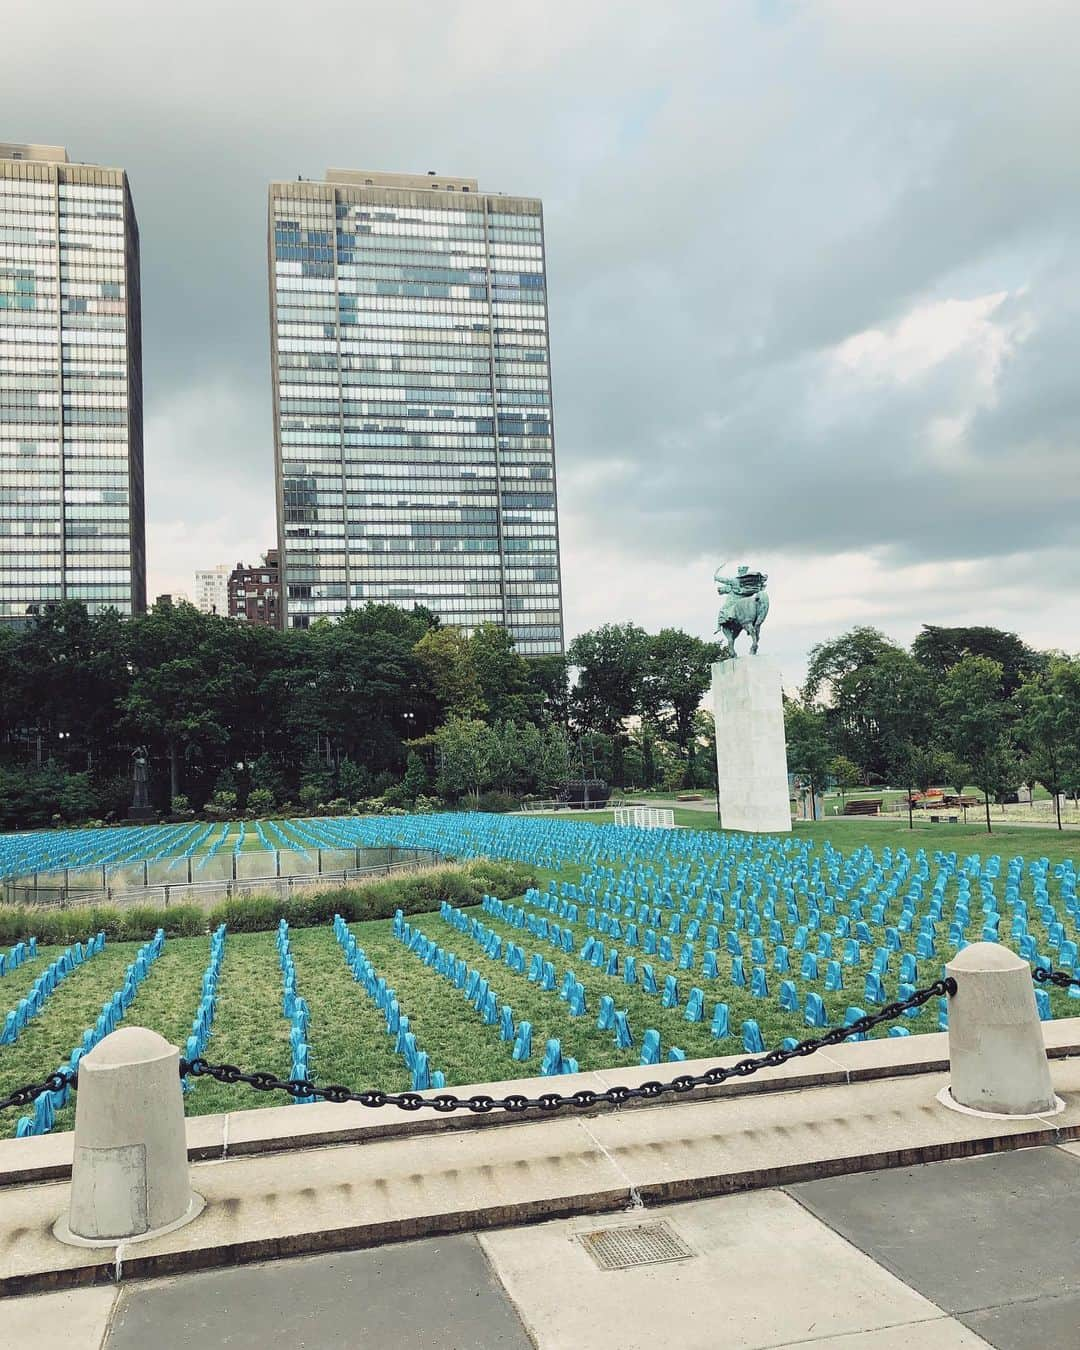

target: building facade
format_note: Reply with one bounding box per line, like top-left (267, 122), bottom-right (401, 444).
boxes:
top-left (0, 142), bottom-right (145, 626)
top-left (193, 563), bottom-right (230, 616)
top-left (228, 548), bottom-right (279, 626)
top-left (267, 168), bottom-right (564, 655)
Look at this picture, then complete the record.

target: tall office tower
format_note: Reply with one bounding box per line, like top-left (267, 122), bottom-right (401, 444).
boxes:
top-left (194, 562), bottom-right (230, 616)
top-left (268, 168), bottom-right (564, 654)
top-left (0, 142), bottom-right (145, 626)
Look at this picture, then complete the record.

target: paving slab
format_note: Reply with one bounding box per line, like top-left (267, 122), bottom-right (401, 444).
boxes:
top-left (960, 1289), bottom-right (1080, 1350)
top-left (479, 1191), bottom-right (951, 1350)
top-left (1, 1285), bottom-right (118, 1349)
top-left (793, 1324), bottom-right (991, 1348)
top-left (787, 1146), bottom-right (1080, 1314)
top-left (104, 1236), bottom-right (531, 1350)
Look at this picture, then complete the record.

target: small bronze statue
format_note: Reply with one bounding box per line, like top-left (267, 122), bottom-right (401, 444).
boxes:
top-left (714, 564), bottom-right (770, 657)
top-left (128, 745), bottom-right (154, 819)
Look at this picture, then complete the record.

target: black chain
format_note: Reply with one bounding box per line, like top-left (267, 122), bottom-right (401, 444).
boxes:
top-left (1033, 967), bottom-right (1080, 990)
top-left (177, 978), bottom-right (957, 1116)
top-left (0, 978), bottom-right (956, 1116)
top-left (0, 1069), bottom-right (74, 1114)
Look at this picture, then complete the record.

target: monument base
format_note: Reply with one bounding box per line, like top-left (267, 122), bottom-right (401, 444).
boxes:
top-left (712, 657), bottom-right (792, 834)
top-left (126, 807), bottom-right (156, 822)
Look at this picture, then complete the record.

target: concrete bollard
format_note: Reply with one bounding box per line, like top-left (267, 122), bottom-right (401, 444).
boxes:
top-left (941, 943), bottom-right (1063, 1118)
top-left (54, 1027), bottom-right (204, 1247)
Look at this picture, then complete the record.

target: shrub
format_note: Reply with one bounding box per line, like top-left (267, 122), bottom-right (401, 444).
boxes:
top-left (203, 789), bottom-right (239, 821)
top-left (205, 894), bottom-right (283, 933)
top-left (171, 793), bottom-right (192, 816)
top-left (474, 790), bottom-right (517, 813)
top-left (0, 902), bottom-right (206, 946)
top-left (247, 787), bottom-right (274, 816)
top-left (0, 859), bottom-right (540, 946)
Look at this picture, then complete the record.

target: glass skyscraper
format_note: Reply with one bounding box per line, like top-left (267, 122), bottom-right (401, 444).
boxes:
top-left (0, 142), bottom-right (145, 626)
top-left (268, 168), bottom-right (564, 654)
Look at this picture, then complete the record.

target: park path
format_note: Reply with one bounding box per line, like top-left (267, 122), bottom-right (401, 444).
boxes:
top-left (17, 1145), bottom-right (1080, 1347)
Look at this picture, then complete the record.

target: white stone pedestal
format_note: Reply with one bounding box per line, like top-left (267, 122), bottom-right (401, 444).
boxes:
top-left (712, 657), bottom-right (792, 834)
top-left (940, 943), bottom-right (1062, 1117)
top-left (54, 1027), bottom-right (204, 1247)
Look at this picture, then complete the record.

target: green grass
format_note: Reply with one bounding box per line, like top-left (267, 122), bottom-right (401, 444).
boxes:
top-left (4, 812), bottom-right (1080, 1139)
top-left (790, 818), bottom-right (1080, 869)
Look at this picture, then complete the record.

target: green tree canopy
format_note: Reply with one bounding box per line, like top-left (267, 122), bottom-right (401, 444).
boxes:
top-left (568, 623), bottom-right (650, 787)
top-left (938, 654), bottom-right (1018, 832)
top-left (802, 627), bottom-right (906, 781)
top-left (913, 624), bottom-right (1043, 696)
top-left (784, 700), bottom-right (831, 819)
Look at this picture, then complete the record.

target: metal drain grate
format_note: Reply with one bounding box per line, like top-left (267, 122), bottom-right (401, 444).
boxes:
top-left (578, 1221), bottom-right (696, 1271)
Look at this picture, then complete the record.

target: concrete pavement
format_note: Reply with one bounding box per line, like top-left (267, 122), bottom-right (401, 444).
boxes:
top-left (9, 1047), bottom-right (1080, 1295)
top-left (14, 1147), bottom-right (1080, 1348)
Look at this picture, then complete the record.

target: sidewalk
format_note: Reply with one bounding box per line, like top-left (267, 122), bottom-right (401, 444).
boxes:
top-left (5, 1026), bottom-right (1080, 1347)
top-left (13, 1145), bottom-right (1076, 1348)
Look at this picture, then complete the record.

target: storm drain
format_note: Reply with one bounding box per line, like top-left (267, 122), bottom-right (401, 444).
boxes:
top-left (578, 1221), bottom-right (696, 1271)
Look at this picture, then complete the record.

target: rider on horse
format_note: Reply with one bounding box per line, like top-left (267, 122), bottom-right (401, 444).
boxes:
top-left (714, 565), bottom-right (770, 657)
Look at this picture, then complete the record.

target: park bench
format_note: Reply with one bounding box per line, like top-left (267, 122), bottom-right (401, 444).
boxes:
top-left (842, 799), bottom-right (882, 817)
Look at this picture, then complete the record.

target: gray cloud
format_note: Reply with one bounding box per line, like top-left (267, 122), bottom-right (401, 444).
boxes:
top-left (3, 0), bottom-right (1078, 656)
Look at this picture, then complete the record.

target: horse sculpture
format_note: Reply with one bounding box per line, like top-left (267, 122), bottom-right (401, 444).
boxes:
top-left (714, 565), bottom-right (769, 657)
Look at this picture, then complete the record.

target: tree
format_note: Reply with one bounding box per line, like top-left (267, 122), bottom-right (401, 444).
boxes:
top-left (568, 624), bottom-right (649, 787)
top-left (337, 758), bottom-right (371, 803)
top-left (400, 751), bottom-right (429, 806)
top-left (1015, 657), bottom-right (1080, 829)
top-left (830, 755), bottom-right (861, 806)
top-left (913, 625), bottom-right (1043, 697)
top-left (539, 724), bottom-right (571, 792)
top-left (530, 654), bottom-right (571, 726)
top-left (938, 654), bottom-right (1017, 833)
top-left (861, 648), bottom-right (937, 829)
top-left (487, 721), bottom-right (527, 794)
top-left (694, 709), bottom-right (717, 791)
top-left (802, 627), bottom-right (905, 781)
top-left (434, 716), bottom-right (494, 801)
top-left (121, 607), bottom-right (233, 802)
top-left (784, 701), bottom-right (832, 819)
top-left (643, 629), bottom-right (719, 786)
top-left (469, 624), bottom-right (538, 724)
top-left (414, 627), bottom-right (485, 720)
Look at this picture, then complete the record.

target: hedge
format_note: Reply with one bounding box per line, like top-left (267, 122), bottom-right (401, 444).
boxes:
top-left (0, 859), bottom-right (539, 947)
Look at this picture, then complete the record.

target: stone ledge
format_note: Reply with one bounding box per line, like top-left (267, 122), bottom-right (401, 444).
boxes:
top-left (2, 1017), bottom-right (1079, 1190)
top-left (3, 1054), bottom-right (1080, 1296)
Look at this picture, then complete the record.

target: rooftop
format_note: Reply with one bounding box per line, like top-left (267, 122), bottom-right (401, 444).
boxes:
top-left (0, 142), bottom-right (69, 164)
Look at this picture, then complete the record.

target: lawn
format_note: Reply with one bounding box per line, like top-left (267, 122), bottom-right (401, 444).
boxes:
top-left (2, 809), bottom-right (1079, 1140)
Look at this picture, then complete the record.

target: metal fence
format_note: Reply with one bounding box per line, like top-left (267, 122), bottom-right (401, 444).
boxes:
top-left (1, 847), bottom-right (443, 911)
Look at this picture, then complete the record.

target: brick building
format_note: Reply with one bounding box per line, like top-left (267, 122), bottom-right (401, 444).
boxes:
top-left (228, 549), bottom-right (279, 627)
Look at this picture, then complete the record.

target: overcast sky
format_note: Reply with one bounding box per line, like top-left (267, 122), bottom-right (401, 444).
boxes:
top-left (5, 1), bottom-right (1079, 682)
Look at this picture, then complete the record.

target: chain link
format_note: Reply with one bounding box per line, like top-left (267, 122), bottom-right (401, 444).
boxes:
top-left (178, 978), bottom-right (957, 1115)
top-left (1033, 967), bottom-right (1080, 990)
top-left (0, 1069), bottom-right (74, 1114)
top-left (0, 978), bottom-right (957, 1116)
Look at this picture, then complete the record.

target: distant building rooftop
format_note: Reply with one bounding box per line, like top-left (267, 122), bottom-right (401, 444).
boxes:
top-left (324, 168), bottom-right (480, 193)
top-left (0, 142), bottom-right (69, 164)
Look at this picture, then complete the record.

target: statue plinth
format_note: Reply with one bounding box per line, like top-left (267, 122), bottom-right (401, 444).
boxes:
top-left (712, 657), bottom-right (792, 834)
